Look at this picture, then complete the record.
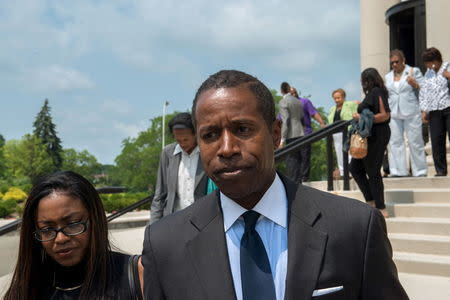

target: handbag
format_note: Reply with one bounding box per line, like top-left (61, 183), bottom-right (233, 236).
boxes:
top-left (349, 132), bottom-right (368, 159)
top-left (128, 254), bottom-right (143, 300)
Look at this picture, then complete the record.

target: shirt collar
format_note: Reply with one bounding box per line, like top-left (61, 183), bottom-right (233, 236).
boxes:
top-left (221, 173), bottom-right (288, 232)
top-left (173, 144), bottom-right (199, 156)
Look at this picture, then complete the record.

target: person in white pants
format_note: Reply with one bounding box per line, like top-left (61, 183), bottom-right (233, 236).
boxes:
top-left (385, 49), bottom-right (427, 177)
top-left (328, 88), bottom-right (358, 176)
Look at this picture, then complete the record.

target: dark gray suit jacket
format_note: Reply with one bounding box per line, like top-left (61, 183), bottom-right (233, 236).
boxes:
top-left (142, 174), bottom-right (408, 300)
top-left (280, 93), bottom-right (304, 141)
top-left (150, 143), bottom-right (208, 224)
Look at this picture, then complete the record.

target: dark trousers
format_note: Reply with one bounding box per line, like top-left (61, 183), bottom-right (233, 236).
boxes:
top-left (429, 107), bottom-right (450, 175)
top-left (299, 144), bottom-right (311, 182)
top-left (286, 137), bottom-right (303, 183)
top-left (350, 125), bottom-right (391, 209)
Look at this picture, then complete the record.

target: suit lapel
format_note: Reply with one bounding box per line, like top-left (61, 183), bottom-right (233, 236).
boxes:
top-left (186, 192), bottom-right (237, 300)
top-left (168, 151), bottom-right (181, 193)
top-left (280, 176), bottom-right (328, 300)
top-left (194, 159), bottom-right (205, 191)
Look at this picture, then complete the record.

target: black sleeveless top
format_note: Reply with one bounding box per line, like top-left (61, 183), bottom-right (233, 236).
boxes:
top-left (39, 252), bottom-right (139, 300)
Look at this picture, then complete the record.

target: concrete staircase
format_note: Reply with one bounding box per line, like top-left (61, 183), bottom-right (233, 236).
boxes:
top-left (306, 174), bottom-right (450, 299)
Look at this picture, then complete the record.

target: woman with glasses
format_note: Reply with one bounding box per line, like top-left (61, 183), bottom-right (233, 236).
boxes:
top-left (385, 49), bottom-right (427, 177)
top-left (3, 171), bottom-right (143, 300)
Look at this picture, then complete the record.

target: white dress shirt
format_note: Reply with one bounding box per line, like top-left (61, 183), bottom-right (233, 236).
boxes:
top-left (220, 174), bottom-right (288, 300)
top-left (174, 144), bottom-right (200, 210)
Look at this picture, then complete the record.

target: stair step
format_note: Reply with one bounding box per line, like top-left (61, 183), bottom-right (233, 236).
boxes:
top-left (307, 176), bottom-right (450, 191)
top-left (333, 189), bottom-right (450, 204)
top-left (387, 203), bottom-right (450, 218)
top-left (398, 273), bottom-right (450, 300)
top-left (386, 217), bottom-right (450, 235)
top-left (394, 252), bottom-right (450, 277)
top-left (389, 233), bottom-right (450, 256)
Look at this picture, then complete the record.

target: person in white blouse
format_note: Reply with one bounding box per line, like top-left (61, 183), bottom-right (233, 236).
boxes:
top-left (385, 49), bottom-right (427, 177)
top-left (419, 47), bottom-right (450, 176)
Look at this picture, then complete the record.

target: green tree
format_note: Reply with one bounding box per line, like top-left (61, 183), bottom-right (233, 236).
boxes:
top-left (309, 107), bottom-right (328, 181)
top-left (62, 148), bottom-right (102, 182)
top-left (4, 134), bottom-right (54, 183)
top-left (111, 112), bottom-right (178, 192)
top-left (33, 99), bottom-right (63, 170)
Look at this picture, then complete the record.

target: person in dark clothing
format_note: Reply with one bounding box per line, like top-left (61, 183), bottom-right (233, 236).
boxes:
top-left (350, 68), bottom-right (391, 218)
top-left (3, 171), bottom-right (143, 300)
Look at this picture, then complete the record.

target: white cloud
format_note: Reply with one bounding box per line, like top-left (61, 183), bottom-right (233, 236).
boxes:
top-left (113, 121), bottom-right (147, 139)
top-left (101, 100), bottom-right (133, 116)
top-left (24, 65), bottom-right (94, 92)
top-left (343, 80), bottom-right (362, 101)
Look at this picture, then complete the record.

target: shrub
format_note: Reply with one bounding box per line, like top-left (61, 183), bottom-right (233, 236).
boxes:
top-left (0, 199), bottom-right (17, 218)
top-left (3, 187), bottom-right (28, 202)
top-left (100, 192), bottom-right (149, 213)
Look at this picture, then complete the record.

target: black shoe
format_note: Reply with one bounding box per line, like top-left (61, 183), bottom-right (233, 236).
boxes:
top-left (435, 173), bottom-right (447, 177)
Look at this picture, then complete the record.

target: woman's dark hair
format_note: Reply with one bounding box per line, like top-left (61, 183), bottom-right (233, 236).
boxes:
top-left (4, 171), bottom-right (111, 300)
top-left (360, 68), bottom-right (388, 96)
top-left (168, 112), bottom-right (195, 134)
top-left (422, 47), bottom-right (442, 63)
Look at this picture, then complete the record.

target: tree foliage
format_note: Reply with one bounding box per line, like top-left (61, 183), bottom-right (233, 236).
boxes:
top-left (111, 112), bottom-right (179, 192)
top-left (4, 134), bottom-right (54, 183)
top-left (62, 148), bottom-right (102, 182)
top-left (33, 99), bottom-right (63, 170)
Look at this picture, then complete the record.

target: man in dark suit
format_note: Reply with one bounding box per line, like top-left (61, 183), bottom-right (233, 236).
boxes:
top-left (150, 112), bottom-right (208, 224)
top-left (142, 70), bottom-right (408, 299)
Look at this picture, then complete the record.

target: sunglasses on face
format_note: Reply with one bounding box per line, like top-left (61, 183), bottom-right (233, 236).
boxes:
top-left (390, 60), bottom-right (400, 66)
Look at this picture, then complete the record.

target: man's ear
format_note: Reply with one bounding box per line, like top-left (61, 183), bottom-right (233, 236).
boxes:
top-left (272, 119), bottom-right (282, 150)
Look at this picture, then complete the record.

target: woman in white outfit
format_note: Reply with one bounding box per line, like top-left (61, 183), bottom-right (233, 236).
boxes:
top-left (385, 49), bottom-right (427, 177)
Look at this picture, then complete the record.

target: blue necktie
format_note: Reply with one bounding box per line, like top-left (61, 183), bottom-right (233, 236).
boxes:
top-left (240, 210), bottom-right (277, 300)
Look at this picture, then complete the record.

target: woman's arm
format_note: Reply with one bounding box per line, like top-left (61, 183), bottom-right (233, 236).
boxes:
top-left (373, 96), bottom-right (390, 123)
top-left (138, 256), bottom-right (144, 297)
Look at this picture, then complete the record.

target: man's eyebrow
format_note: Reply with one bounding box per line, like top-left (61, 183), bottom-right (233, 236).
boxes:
top-left (199, 124), bottom-right (220, 132)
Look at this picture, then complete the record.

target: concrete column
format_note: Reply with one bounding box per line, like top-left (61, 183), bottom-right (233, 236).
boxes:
top-left (426, 0), bottom-right (450, 59)
top-left (360, 0), bottom-right (400, 76)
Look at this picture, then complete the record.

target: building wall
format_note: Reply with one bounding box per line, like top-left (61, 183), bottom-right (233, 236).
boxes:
top-left (360, 0), bottom-right (400, 76)
top-left (426, 0), bottom-right (450, 60)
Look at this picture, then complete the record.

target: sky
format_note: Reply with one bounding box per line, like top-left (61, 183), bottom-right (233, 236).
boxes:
top-left (0, 0), bottom-right (361, 164)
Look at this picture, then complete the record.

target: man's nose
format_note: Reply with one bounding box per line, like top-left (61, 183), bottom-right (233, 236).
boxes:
top-left (217, 131), bottom-right (240, 158)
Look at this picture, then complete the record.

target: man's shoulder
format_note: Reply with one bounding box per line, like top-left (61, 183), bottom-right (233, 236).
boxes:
top-left (147, 192), bottom-right (218, 241)
top-left (293, 184), bottom-right (374, 223)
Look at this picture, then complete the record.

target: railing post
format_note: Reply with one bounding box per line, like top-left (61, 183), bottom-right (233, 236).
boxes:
top-left (326, 135), bottom-right (333, 191)
top-left (342, 126), bottom-right (350, 191)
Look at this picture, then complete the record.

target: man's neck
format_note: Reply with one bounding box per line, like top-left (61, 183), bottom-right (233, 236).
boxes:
top-left (229, 172), bottom-right (276, 210)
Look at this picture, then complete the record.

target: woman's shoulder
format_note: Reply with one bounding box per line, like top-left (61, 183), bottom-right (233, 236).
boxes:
top-left (110, 251), bottom-right (132, 266)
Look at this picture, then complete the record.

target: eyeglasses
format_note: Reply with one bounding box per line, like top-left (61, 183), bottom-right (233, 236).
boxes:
top-left (390, 60), bottom-right (400, 65)
top-left (34, 220), bottom-right (89, 242)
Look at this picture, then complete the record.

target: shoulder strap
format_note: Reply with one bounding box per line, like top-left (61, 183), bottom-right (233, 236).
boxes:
top-left (128, 255), bottom-right (143, 300)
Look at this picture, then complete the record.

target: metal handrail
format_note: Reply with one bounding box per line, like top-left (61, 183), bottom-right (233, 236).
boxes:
top-left (0, 120), bottom-right (352, 236)
top-left (274, 120), bottom-right (351, 191)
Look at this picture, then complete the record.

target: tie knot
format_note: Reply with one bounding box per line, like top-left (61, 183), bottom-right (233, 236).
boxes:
top-left (242, 210), bottom-right (260, 232)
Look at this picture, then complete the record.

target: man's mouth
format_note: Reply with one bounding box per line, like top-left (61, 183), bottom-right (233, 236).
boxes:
top-left (215, 166), bottom-right (250, 177)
